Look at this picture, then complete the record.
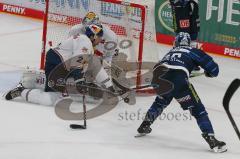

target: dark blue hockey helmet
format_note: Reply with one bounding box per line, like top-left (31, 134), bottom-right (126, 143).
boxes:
top-left (85, 24), bottom-right (103, 39)
top-left (174, 32), bottom-right (191, 47)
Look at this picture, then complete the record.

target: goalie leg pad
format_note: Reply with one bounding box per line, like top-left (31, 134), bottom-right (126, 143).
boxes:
top-left (21, 89), bottom-right (61, 106)
top-left (21, 69), bottom-right (46, 90)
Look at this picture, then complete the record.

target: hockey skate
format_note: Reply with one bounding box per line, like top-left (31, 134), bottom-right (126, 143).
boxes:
top-left (4, 83), bottom-right (25, 100)
top-left (135, 121), bottom-right (152, 137)
top-left (202, 133), bottom-right (227, 153)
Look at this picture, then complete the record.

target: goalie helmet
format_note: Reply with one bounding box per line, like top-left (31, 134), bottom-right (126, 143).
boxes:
top-left (85, 24), bottom-right (103, 39)
top-left (82, 12), bottom-right (100, 26)
top-left (174, 32), bottom-right (191, 47)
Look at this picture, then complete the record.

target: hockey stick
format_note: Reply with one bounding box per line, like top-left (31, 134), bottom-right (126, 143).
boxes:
top-left (69, 91), bottom-right (87, 129)
top-left (223, 79), bottom-right (240, 140)
top-left (190, 72), bottom-right (205, 78)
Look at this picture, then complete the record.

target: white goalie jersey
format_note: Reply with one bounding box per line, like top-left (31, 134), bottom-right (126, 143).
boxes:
top-left (55, 34), bottom-right (94, 64)
top-left (68, 24), bottom-right (118, 63)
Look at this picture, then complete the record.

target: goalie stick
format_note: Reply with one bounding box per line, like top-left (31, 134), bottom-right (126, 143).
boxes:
top-left (223, 78), bottom-right (240, 140)
top-left (70, 91), bottom-right (87, 129)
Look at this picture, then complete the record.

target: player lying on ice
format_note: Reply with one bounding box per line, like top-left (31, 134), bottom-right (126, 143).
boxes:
top-left (4, 24), bottom-right (135, 106)
top-left (136, 32), bottom-right (227, 153)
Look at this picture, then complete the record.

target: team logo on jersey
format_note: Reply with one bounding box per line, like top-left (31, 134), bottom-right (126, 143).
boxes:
top-left (82, 47), bottom-right (88, 53)
top-left (158, 1), bottom-right (174, 33)
top-left (179, 19), bottom-right (190, 28)
top-left (48, 80), bottom-right (55, 88)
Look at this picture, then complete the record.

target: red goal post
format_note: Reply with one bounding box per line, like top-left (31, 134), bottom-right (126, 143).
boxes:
top-left (41, 0), bottom-right (154, 94)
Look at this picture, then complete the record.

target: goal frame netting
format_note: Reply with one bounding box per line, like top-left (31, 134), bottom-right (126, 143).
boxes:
top-left (41, 0), bottom-right (154, 94)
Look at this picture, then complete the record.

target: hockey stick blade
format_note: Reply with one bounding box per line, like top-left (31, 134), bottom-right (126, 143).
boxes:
top-left (190, 72), bottom-right (204, 78)
top-left (134, 133), bottom-right (147, 138)
top-left (223, 79), bottom-right (240, 111)
top-left (70, 124), bottom-right (86, 129)
top-left (223, 79), bottom-right (240, 140)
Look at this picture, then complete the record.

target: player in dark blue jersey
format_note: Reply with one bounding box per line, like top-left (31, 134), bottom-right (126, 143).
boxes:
top-left (136, 32), bottom-right (226, 153)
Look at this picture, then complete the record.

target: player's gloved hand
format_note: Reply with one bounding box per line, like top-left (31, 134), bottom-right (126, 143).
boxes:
top-left (204, 71), bottom-right (214, 78)
top-left (193, 66), bottom-right (201, 71)
top-left (107, 86), bottom-right (115, 93)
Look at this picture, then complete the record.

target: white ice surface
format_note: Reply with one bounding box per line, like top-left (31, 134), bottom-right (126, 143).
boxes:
top-left (0, 13), bottom-right (240, 159)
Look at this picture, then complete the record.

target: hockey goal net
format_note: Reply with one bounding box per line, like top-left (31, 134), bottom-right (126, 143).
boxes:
top-left (41, 0), bottom-right (156, 94)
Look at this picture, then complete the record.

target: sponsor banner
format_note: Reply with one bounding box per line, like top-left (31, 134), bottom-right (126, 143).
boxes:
top-left (156, 33), bottom-right (240, 59)
top-left (1, 3), bottom-right (26, 15)
top-left (0, 0), bottom-right (45, 11)
top-left (199, 0), bottom-right (239, 49)
top-left (0, 0), bottom-right (155, 41)
top-left (155, 0), bottom-right (240, 59)
top-left (0, 3), bottom-right (44, 19)
top-left (48, 12), bottom-right (81, 25)
top-left (155, 0), bottom-right (174, 35)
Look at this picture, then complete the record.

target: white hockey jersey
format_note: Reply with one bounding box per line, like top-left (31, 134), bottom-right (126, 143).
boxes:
top-left (53, 34), bottom-right (113, 88)
top-left (54, 34), bottom-right (94, 69)
top-left (68, 24), bottom-right (118, 62)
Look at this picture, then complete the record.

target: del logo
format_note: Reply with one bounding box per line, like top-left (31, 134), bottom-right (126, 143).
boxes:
top-left (2, 5), bottom-right (25, 15)
top-left (158, 1), bottom-right (174, 33)
top-left (179, 19), bottom-right (190, 28)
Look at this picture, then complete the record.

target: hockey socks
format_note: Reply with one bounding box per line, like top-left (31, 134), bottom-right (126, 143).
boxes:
top-left (196, 115), bottom-right (214, 134)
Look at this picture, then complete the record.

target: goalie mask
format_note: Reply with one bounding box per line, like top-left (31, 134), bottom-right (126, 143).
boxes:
top-left (174, 32), bottom-right (191, 47)
top-left (82, 12), bottom-right (100, 26)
